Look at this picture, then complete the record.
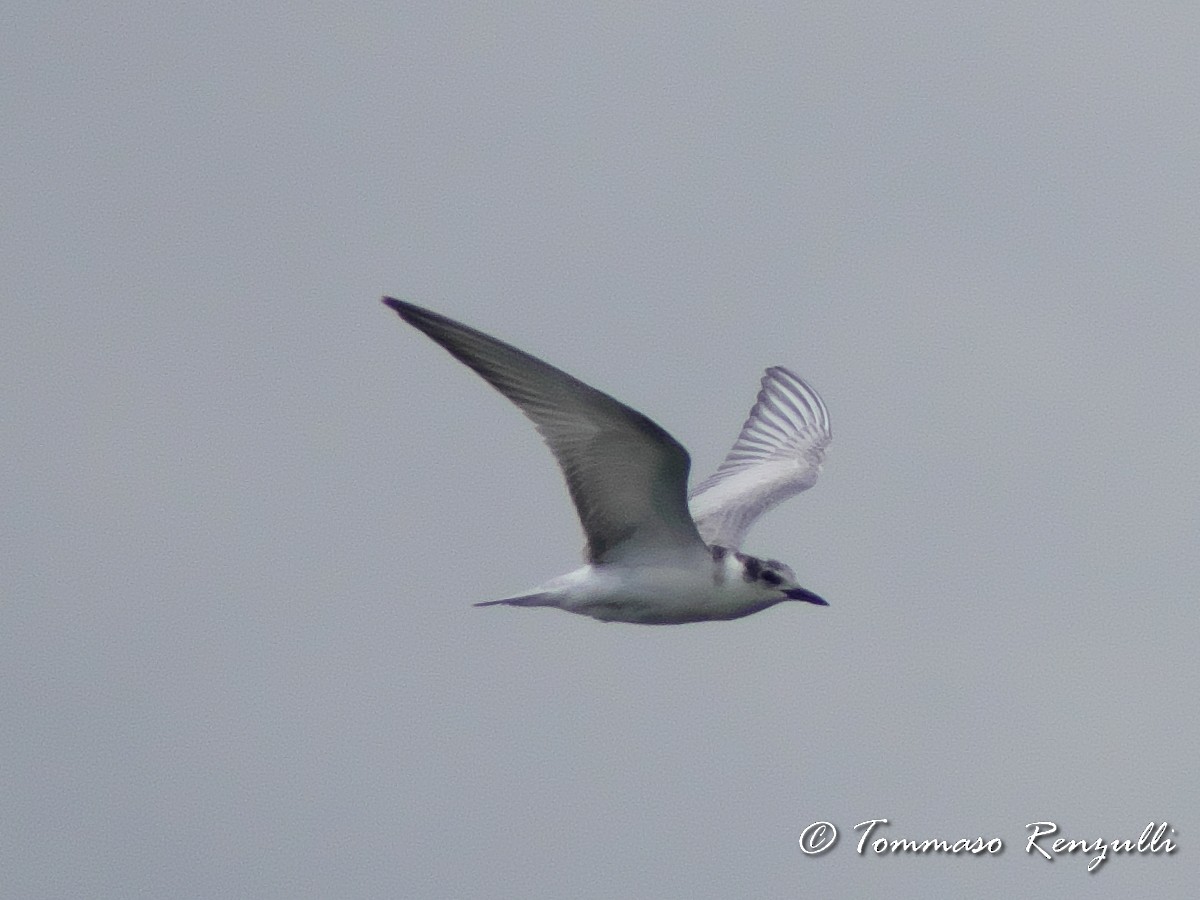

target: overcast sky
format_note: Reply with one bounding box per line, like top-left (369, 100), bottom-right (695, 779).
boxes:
top-left (3, 3), bottom-right (1197, 898)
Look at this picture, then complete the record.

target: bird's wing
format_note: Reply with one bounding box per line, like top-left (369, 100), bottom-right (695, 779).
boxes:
top-left (384, 298), bottom-right (708, 566)
top-left (688, 366), bottom-right (831, 550)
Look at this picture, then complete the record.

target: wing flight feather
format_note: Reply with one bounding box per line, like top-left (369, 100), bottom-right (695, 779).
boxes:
top-left (383, 298), bottom-right (708, 565)
top-left (688, 366), bottom-right (831, 550)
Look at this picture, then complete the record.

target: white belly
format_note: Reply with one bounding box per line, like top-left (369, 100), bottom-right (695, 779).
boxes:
top-left (542, 562), bottom-right (788, 624)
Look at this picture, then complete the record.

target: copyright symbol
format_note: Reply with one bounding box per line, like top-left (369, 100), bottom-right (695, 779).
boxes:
top-left (798, 821), bottom-right (838, 855)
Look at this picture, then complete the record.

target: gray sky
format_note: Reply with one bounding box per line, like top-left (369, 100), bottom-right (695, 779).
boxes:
top-left (3, 3), bottom-right (1197, 898)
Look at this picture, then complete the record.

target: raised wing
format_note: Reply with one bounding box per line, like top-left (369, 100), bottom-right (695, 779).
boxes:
top-left (383, 298), bottom-right (708, 566)
top-left (688, 366), bottom-right (831, 550)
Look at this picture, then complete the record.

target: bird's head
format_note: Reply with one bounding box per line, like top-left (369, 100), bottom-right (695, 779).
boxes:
top-left (730, 550), bottom-right (829, 606)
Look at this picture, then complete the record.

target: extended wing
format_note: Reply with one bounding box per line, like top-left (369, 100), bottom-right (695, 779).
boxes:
top-left (688, 366), bottom-right (831, 550)
top-left (384, 298), bottom-right (709, 566)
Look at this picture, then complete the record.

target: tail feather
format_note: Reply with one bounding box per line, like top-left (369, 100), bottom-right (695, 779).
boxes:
top-left (474, 593), bottom-right (557, 609)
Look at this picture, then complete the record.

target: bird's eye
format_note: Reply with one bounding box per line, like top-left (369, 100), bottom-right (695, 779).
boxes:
top-left (760, 570), bottom-right (782, 586)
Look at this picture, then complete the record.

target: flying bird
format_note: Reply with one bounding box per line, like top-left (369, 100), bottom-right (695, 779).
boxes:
top-left (383, 298), bottom-right (832, 624)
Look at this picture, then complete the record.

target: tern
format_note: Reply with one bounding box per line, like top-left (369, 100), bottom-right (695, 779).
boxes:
top-left (383, 298), bottom-right (832, 624)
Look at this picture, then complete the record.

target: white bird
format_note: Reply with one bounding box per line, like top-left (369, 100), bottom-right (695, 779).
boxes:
top-left (383, 298), bottom-right (832, 625)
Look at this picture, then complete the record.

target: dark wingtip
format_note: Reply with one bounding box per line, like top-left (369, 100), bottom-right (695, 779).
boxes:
top-left (381, 296), bottom-right (410, 316)
top-left (382, 297), bottom-right (452, 334)
top-left (784, 587), bottom-right (829, 606)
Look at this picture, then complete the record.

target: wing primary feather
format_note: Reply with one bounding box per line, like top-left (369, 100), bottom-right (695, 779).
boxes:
top-left (688, 365), bottom-right (831, 549)
top-left (383, 298), bottom-right (708, 565)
